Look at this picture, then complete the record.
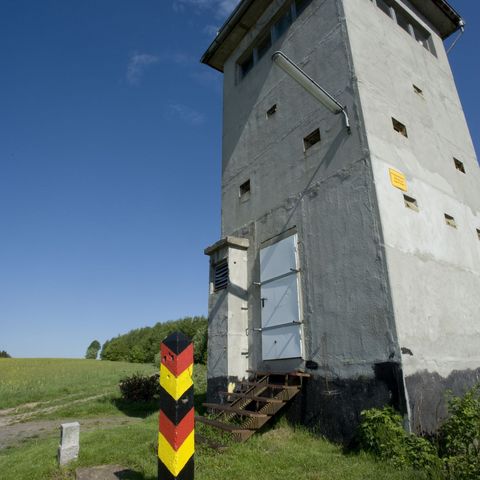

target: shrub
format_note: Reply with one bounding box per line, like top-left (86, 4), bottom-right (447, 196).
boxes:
top-left (358, 385), bottom-right (480, 479)
top-left (119, 373), bottom-right (160, 402)
top-left (0, 350), bottom-right (11, 358)
top-left (358, 407), bottom-right (442, 474)
top-left (439, 385), bottom-right (480, 480)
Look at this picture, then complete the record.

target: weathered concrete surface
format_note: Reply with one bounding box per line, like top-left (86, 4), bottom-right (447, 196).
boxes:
top-left (205, 239), bottom-right (250, 394)
top-left (76, 465), bottom-right (135, 480)
top-left (405, 367), bottom-right (480, 434)
top-left (343, 0), bottom-right (480, 432)
top-left (286, 368), bottom-right (406, 445)
top-left (58, 422), bottom-right (80, 466)
top-left (212, 0), bottom-right (400, 383)
top-left (204, 0), bottom-right (480, 437)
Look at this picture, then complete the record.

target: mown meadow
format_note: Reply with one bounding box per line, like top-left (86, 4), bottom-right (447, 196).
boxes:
top-left (0, 358), bottom-right (424, 480)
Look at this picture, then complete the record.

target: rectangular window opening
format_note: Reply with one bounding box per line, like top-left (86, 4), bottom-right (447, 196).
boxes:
top-left (266, 104), bottom-right (277, 118)
top-left (444, 214), bottom-right (457, 229)
top-left (274, 8), bottom-right (293, 39)
top-left (373, 0), bottom-right (436, 57)
top-left (395, 9), bottom-right (411, 35)
top-left (239, 179), bottom-right (251, 197)
top-left (392, 118), bottom-right (408, 137)
top-left (213, 260), bottom-right (229, 292)
top-left (413, 84), bottom-right (423, 96)
top-left (403, 195), bottom-right (419, 212)
top-left (295, 0), bottom-right (313, 17)
top-left (454, 158), bottom-right (466, 174)
top-left (303, 128), bottom-right (321, 151)
top-left (240, 53), bottom-right (254, 78)
top-left (256, 33), bottom-right (272, 61)
top-left (476, 229), bottom-right (480, 241)
top-left (376, 0), bottom-right (393, 18)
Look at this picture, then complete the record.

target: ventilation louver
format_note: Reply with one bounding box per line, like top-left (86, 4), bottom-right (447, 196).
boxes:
top-left (214, 260), bottom-right (229, 291)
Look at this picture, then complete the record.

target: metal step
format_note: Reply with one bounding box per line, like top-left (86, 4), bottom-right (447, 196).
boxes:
top-left (195, 416), bottom-right (255, 442)
top-left (202, 403), bottom-right (270, 417)
top-left (247, 369), bottom-right (311, 378)
top-left (238, 382), bottom-right (300, 390)
top-left (196, 371), bottom-right (304, 442)
top-left (220, 392), bottom-right (284, 404)
top-left (195, 416), bottom-right (252, 432)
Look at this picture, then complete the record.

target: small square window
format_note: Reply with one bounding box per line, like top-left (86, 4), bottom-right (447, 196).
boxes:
top-left (392, 118), bottom-right (408, 137)
top-left (454, 158), bottom-right (466, 174)
top-left (444, 214), bottom-right (457, 228)
top-left (266, 104), bottom-right (277, 118)
top-left (303, 128), bottom-right (321, 150)
top-left (413, 84), bottom-right (423, 96)
top-left (239, 180), bottom-right (251, 197)
top-left (403, 195), bottom-right (419, 212)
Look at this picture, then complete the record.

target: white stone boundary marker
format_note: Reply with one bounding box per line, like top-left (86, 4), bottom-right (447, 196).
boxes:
top-left (58, 422), bottom-right (80, 466)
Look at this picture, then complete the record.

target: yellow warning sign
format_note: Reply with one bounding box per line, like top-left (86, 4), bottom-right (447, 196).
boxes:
top-left (389, 168), bottom-right (408, 192)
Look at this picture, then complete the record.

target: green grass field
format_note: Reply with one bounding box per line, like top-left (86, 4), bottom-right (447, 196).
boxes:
top-left (0, 359), bottom-right (420, 480)
top-left (0, 358), bottom-right (157, 410)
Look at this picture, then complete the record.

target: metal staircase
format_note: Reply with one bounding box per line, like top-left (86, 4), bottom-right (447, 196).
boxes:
top-left (195, 370), bottom-right (309, 442)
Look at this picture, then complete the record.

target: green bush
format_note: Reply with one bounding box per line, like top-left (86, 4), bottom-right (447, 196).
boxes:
top-left (439, 385), bottom-right (480, 480)
top-left (0, 350), bottom-right (11, 358)
top-left (358, 406), bottom-right (441, 473)
top-left (119, 373), bottom-right (160, 402)
top-left (358, 385), bottom-right (480, 479)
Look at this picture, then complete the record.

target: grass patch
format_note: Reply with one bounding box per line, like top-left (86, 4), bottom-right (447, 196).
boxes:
top-left (0, 359), bottom-right (421, 479)
top-left (0, 359), bottom-right (157, 409)
top-left (0, 416), bottom-right (422, 480)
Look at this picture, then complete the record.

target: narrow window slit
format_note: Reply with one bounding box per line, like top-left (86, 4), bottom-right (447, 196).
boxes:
top-left (444, 214), bottom-right (457, 229)
top-left (392, 118), bottom-right (408, 137)
top-left (266, 104), bottom-right (277, 118)
top-left (303, 128), bottom-right (321, 151)
top-left (454, 158), bottom-right (466, 174)
top-left (476, 229), bottom-right (480, 240)
top-left (413, 84), bottom-right (423, 96)
top-left (239, 179), bottom-right (251, 198)
top-left (403, 195), bottom-right (419, 212)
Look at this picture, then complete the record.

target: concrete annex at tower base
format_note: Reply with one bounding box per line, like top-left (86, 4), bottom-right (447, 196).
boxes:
top-left (202, 0), bottom-right (480, 442)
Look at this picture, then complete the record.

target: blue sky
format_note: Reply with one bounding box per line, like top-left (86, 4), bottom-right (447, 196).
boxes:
top-left (0, 0), bottom-right (478, 358)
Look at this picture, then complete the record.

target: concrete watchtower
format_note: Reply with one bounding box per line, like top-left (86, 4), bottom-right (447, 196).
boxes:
top-left (202, 0), bottom-right (480, 441)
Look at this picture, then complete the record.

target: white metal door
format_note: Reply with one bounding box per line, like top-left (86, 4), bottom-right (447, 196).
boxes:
top-left (260, 234), bottom-right (303, 360)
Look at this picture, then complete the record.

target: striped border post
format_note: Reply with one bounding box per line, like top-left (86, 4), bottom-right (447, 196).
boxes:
top-left (158, 332), bottom-right (194, 480)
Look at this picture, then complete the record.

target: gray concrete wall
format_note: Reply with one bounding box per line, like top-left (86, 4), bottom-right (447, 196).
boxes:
top-left (205, 239), bottom-right (250, 400)
top-left (343, 0), bottom-right (480, 432)
top-left (219, 0), bottom-right (401, 409)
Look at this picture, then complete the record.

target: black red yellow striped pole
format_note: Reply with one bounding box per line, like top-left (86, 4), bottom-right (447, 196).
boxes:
top-left (158, 332), bottom-right (194, 480)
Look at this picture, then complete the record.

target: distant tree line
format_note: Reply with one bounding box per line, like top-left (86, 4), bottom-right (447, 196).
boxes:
top-left (100, 316), bottom-right (207, 364)
top-left (0, 350), bottom-right (11, 358)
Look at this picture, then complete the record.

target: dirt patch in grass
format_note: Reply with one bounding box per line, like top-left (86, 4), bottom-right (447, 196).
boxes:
top-left (0, 394), bottom-right (110, 428)
top-left (0, 416), bottom-right (142, 450)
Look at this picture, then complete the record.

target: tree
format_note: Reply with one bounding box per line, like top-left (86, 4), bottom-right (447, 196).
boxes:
top-left (0, 350), bottom-right (11, 358)
top-left (85, 340), bottom-right (101, 360)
